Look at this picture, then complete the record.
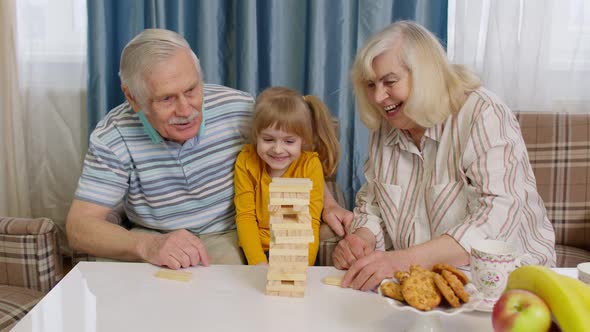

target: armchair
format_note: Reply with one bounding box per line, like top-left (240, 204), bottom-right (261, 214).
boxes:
top-left (0, 217), bottom-right (62, 330)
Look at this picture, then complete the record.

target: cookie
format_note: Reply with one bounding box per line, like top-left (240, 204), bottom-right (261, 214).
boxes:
top-left (380, 281), bottom-right (405, 301)
top-left (441, 270), bottom-right (470, 303)
top-left (432, 263), bottom-right (469, 285)
top-left (433, 273), bottom-right (461, 308)
top-left (409, 264), bottom-right (430, 275)
top-left (394, 271), bottom-right (410, 283)
top-left (401, 272), bottom-right (441, 311)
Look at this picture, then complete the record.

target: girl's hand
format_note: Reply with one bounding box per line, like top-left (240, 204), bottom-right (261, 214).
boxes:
top-left (322, 204), bottom-right (353, 237)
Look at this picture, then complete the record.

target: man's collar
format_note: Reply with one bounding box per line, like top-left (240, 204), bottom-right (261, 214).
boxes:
top-left (138, 110), bottom-right (163, 144)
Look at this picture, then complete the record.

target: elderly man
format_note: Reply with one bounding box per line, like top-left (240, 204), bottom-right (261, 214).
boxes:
top-left (66, 29), bottom-right (254, 268)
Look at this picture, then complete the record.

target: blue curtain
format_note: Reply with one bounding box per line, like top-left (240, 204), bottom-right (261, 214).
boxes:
top-left (87, 0), bottom-right (447, 207)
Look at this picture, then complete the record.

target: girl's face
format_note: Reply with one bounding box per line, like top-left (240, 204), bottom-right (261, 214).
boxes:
top-left (256, 126), bottom-right (302, 177)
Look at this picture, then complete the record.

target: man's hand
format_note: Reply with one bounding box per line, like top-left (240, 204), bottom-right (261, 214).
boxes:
top-left (322, 204), bottom-right (353, 237)
top-left (137, 229), bottom-right (210, 269)
top-left (332, 227), bottom-right (376, 270)
top-left (341, 250), bottom-right (411, 291)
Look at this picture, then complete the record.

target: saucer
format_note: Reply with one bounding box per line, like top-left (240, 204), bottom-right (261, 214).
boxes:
top-left (475, 298), bottom-right (497, 312)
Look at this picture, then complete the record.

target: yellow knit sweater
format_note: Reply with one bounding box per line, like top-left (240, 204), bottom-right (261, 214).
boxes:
top-left (233, 144), bottom-right (323, 265)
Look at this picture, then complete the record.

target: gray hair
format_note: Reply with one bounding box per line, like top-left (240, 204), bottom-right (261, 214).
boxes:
top-left (119, 29), bottom-right (202, 107)
top-left (351, 21), bottom-right (480, 129)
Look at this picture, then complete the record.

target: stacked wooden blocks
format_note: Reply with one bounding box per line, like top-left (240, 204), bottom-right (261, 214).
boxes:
top-left (265, 178), bottom-right (314, 297)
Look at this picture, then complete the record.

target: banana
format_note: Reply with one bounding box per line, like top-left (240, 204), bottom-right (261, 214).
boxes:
top-left (557, 274), bottom-right (590, 313)
top-left (505, 265), bottom-right (590, 332)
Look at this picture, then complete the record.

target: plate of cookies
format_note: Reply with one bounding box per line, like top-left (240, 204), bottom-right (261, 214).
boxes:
top-left (378, 263), bottom-right (483, 316)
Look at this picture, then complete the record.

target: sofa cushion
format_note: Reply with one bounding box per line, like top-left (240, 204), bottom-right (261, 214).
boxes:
top-left (0, 285), bottom-right (43, 331)
top-left (0, 217), bottom-right (62, 292)
top-left (515, 112), bottom-right (590, 254)
top-left (555, 244), bottom-right (590, 268)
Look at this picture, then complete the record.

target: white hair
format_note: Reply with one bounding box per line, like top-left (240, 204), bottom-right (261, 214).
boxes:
top-left (119, 29), bottom-right (202, 107)
top-left (351, 21), bottom-right (480, 129)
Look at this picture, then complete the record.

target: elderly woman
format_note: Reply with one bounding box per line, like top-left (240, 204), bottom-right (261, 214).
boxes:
top-left (324, 21), bottom-right (556, 291)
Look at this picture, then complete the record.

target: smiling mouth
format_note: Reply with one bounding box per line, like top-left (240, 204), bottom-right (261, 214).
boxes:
top-left (269, 155), bottom-right (289, 162)
top-left (174, 122), bottom-right (194, 128)
top-left (384, 102), bottom-right (401, 114)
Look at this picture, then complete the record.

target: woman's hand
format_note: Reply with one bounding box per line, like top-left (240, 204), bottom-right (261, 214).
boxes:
top-left (332, 227), bottom-right (376, 269)
top-left (340, 235), bottom-right (470, 291)
top-left (341, 250), bottom-right (412, 291)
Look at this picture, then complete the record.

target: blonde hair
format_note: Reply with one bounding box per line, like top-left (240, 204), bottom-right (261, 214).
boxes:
top-left (251, 87), bottom-right (340, 177)
top-left (351, 20), bottom-right (481, 129)
top-left (119, 29), bottom-right (202, 106)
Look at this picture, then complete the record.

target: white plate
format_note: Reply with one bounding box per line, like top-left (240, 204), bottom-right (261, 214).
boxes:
top-left (378, 279), bottom-right (483, 316)
top-left (475, 298), bottom-right (496, 312)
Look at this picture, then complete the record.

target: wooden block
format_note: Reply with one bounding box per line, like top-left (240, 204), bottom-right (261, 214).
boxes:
top-left (268, 265), bottom-right (307, 274)
top-left (273, 236), bottom-right (315, 244)
top-left (269, 198), bottom-right (310, 206)
top-left (297, 214), bottom-right (312, 223)
top-left (269, 248), bottom-right (308, 256)
top-left (268, 260), bottom-right (308, 268)
top-left (271, 223), bottom-right (312, 230)
top-left (269, 178), bottom-right (312, 190)
top-left (271, 243), bottom-right (308, 250)
top-left (288, 229), bottom-right (312, 237)
top-left (265, 284), bottom-right (306, 293)
top-left (268, 185), bottom-right (312, 193)
top-left (265, 280), bottom-right (307, 298)
top-left (322, 275), bottom-right (344, 287)
top-left (268, 254), bottom-right (309, 265)
top-left (266, 271), bottom-right (307, 281)
top-left (154, 269), bottom-right (192, 282)
top-left (282, 214), bottom-right (299, 223)
top-left (291, 204), bottom-right (309, 212)
top-left (269, 215), bottom-right (283, 224)
top-left (296, 192), bottom-right (309, 199)
top-left (268, 206), bottom-right (311, 215)
top-left (272, 229), bottom-right (287, 238)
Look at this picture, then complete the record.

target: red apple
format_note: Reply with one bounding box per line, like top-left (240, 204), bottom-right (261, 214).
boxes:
top-left (492, 289), bottom-right (552, 332)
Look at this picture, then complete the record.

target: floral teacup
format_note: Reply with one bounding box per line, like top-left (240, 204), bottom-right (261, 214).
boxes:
top-left (470, 240), bottom-right (520, 304)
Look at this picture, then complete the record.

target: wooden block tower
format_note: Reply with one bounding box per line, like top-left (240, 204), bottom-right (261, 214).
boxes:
top-left (265, 178), bottom-right (314, 297)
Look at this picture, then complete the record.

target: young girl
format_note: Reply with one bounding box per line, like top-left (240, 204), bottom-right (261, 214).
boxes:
top-left (234, 86), bottom-right (340, 266)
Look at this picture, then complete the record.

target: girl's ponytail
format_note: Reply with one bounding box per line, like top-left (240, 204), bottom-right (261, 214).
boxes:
top-left (303, 95), bottom-right (340, 177)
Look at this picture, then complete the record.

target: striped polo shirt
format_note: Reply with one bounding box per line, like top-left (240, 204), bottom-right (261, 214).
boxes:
top-left (351, 87), bottom-right (556, 267)
top-left (75, 84), bottom-right (254, 234)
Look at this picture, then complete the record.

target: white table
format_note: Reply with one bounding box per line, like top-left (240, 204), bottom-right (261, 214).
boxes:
top-left (12, 263), bottom-right (575, 332)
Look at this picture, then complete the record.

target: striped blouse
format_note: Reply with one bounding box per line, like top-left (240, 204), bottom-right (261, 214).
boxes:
top-left (75, 84), bottom-right (254, 234)
top-left (351, 88), bottom-right (556, 266)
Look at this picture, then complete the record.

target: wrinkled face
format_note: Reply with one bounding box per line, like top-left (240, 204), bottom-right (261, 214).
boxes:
top-left (366, 46), bottom-right (418, 131)
top-left (256, 126), bottom-right (303, 177)
top-left (139, 48), bottom-right (203, 144)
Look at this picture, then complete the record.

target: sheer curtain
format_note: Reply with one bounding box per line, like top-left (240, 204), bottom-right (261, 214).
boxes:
top-left (0, 0), bottom-right (31, 217)
top-left (448, 0), bottom-right (590, 112)
top-left (6, 0), bottom-right (87, 252)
